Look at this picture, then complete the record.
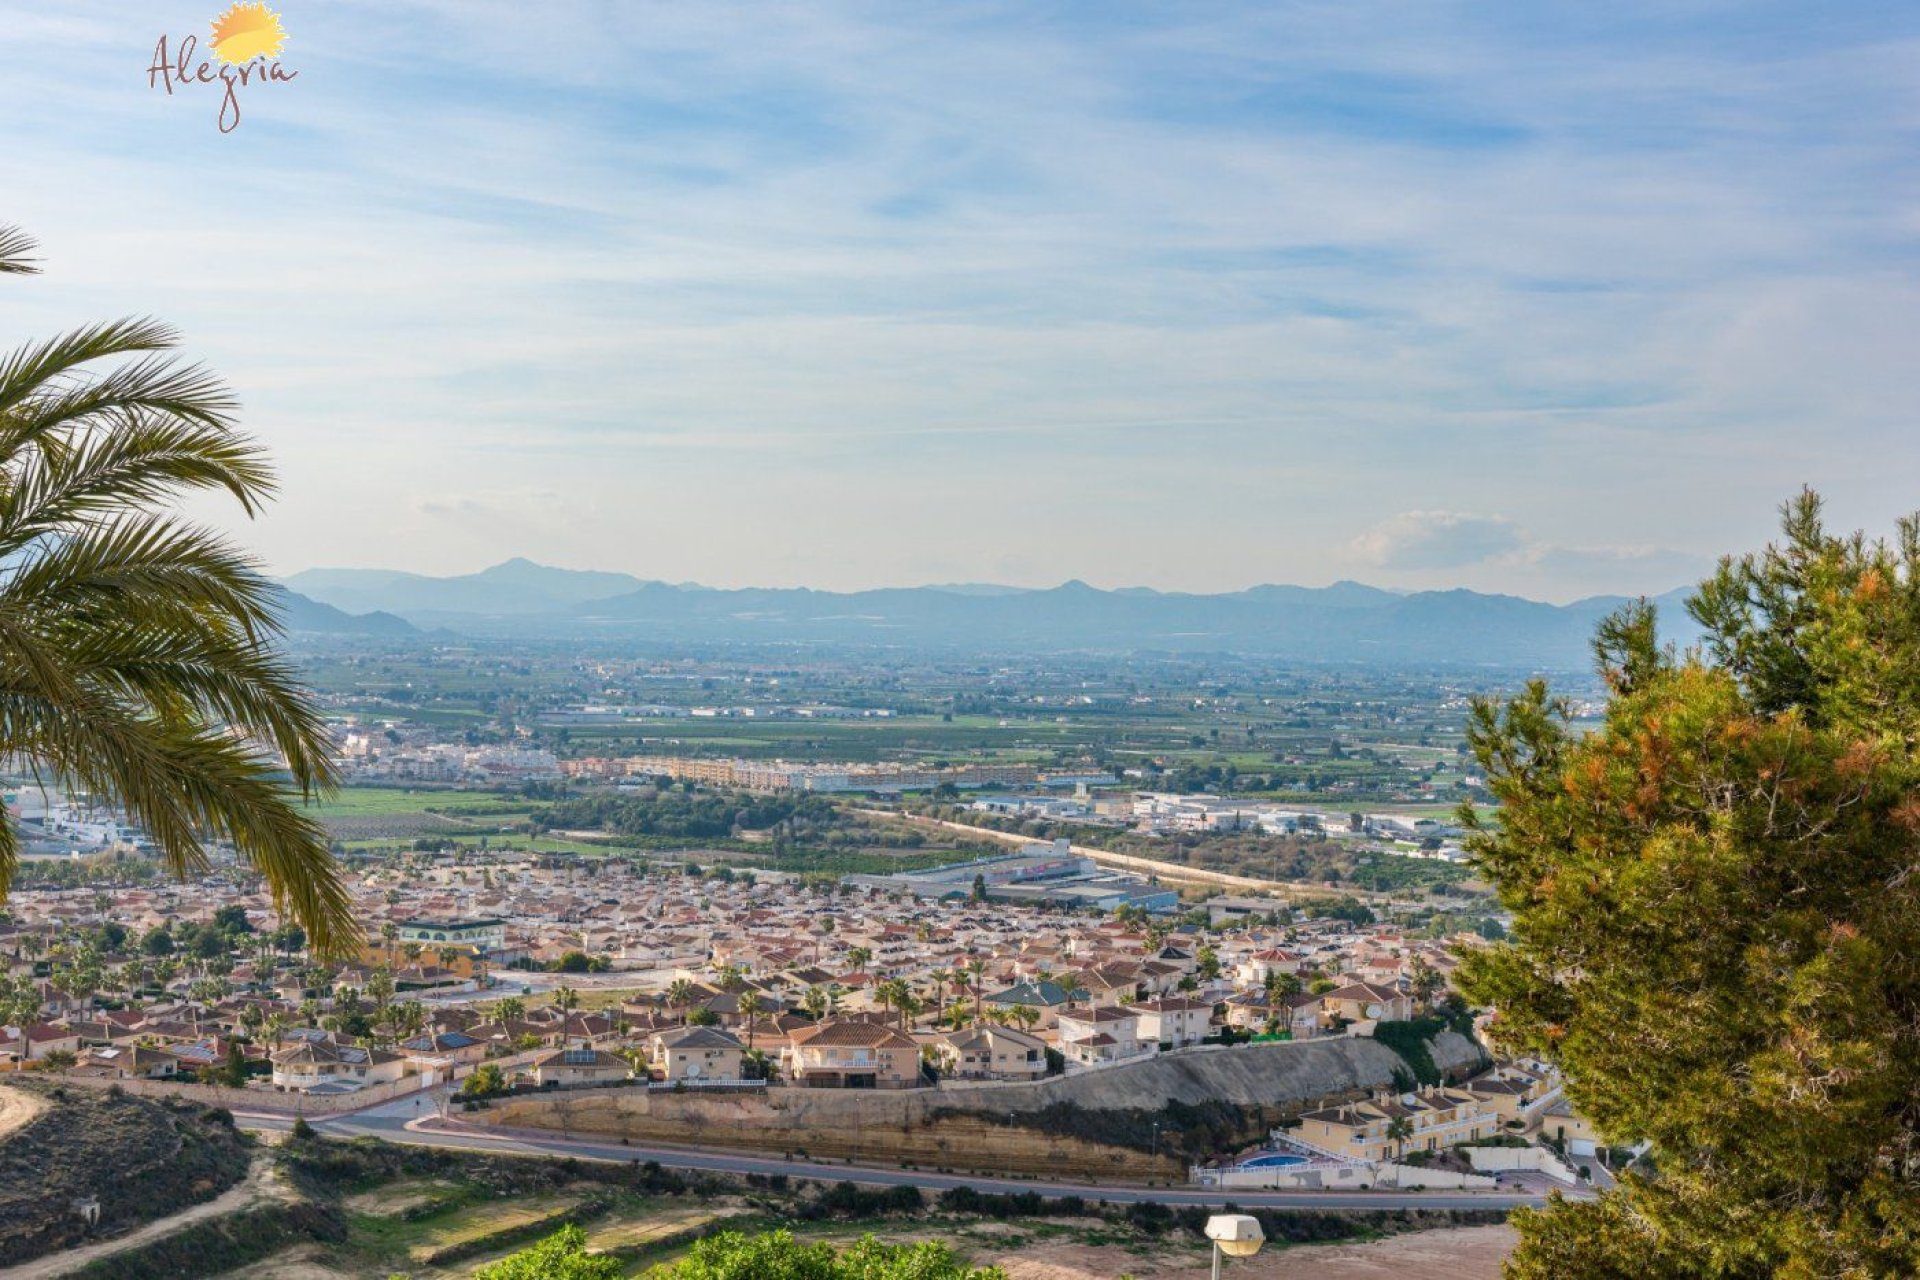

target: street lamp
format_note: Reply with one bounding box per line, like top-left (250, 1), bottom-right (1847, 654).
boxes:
top-left (1205, 1214), bottom-right (1265, 1280)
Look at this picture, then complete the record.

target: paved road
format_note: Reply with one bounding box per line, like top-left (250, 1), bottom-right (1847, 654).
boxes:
top-left (239, 1097), bottom-right (1550, 1213)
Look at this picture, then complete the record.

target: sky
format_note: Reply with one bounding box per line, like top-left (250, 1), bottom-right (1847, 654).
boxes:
top-left (1, 2), bottom-right (1916, 601)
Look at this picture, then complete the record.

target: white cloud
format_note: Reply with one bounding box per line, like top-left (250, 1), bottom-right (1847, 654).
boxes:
top-left (1352, 511), bottom-right (1526, 570)
top-left (2, 3), bottom-right (1913, 592)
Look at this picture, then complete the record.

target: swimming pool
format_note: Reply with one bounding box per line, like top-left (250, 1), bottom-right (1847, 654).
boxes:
top-left (1238, 1153), bottom-right (1307, 1169)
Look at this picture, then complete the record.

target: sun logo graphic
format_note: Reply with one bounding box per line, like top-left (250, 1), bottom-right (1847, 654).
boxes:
top-left (148, 2), bottom-right (298, 132)
top-left (209, 2), bottom-right (289, 65)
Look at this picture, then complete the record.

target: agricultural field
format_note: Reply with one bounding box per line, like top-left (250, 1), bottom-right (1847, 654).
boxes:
top-left (287, 639), bottom-right (1560, 894)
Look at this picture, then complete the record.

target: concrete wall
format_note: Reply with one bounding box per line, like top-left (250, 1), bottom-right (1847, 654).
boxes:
top-left (1464, 1144), bottom-right (1579, 1184)
top-left (488, 1084), bottom-right (1180, 1180)
top-left (1208, 1162), bottom-right (1496, 1191)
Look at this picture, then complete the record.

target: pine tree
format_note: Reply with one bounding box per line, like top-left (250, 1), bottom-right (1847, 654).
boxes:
top-left (1461, 492), bottom-right (1920, 1277)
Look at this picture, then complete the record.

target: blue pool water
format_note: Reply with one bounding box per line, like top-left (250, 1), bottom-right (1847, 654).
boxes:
top-left (1239, 1153), bottom-right (1307, 1169)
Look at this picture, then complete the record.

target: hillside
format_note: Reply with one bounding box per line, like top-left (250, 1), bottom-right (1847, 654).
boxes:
top-left (0, 1081), bottom-right (252, 1268)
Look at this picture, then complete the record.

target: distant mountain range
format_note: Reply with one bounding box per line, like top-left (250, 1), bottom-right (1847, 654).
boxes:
top-left (274, 588), bottom-right (419, 637)
top-left (285, 558), bottom-right (642, 617)
top-left (281, 560), bottom-right (1703, 667)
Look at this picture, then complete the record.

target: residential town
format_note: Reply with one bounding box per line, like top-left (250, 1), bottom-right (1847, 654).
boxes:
top-left (0, 834), bottom-right (1617, 1195)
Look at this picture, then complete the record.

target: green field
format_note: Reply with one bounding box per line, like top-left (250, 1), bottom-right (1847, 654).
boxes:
top-left (306, 786), bottom-right (510, 819)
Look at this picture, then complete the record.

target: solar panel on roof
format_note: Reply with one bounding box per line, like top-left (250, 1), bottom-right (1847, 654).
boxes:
top-left (563, 1049), bottom-right (596, 1064)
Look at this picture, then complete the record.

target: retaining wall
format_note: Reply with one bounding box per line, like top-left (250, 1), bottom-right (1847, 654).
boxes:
top-left (487, 1032), bottom-right (1487, 1177)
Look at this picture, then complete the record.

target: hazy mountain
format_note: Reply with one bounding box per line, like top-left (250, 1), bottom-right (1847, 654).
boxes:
top-left (274, 589), bottom-right (419, 637)
top-left (284, 558), bottom-right (647, 617)
top-left (922, 583), bottom-right (1036, 597)
top-left (284, 559), bottom-right (1703, 667)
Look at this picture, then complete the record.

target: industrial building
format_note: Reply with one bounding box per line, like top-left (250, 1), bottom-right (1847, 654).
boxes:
top-left (843, 838), bottom-right (1179, 913)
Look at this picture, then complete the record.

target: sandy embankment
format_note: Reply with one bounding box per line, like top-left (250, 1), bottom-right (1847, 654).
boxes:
top-left (995, 1224), bottom-right (1518, 1280)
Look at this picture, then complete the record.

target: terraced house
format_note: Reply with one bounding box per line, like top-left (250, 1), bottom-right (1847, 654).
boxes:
top-left (1293, 1086), bottom-right (1499, 1162)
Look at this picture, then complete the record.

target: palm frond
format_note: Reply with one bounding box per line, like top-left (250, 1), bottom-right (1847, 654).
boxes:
top-left (0, 225), bottom-right (38, 275)
top-left (1, 693), bottom-right (354, 955)
top-left (51, 624), bottom-right (339, 796)
top-left (0, 348), bottom-right (238, 456)
top-left (0, 317), bottom-right (188, 423)
top-left (0, 514), bottom-right (284, 638)
top-left (0, 238), bottom-right (350, 953)
top-left (0, 812), bottom-right (19, 895)
top-left (0, 410), bottom-right (276, 533)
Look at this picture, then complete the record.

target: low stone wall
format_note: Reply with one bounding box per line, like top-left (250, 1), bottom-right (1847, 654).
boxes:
top-left (1207, 1162), bottom-right (1496, 1191)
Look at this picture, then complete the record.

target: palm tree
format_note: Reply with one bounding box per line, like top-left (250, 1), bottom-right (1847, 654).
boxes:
top-left (845, 947), bottom-right (872, 976)
top-left (1408, 955), bottom-right (1444, 1012)
top-left (875, 978), bottom-right (908, 1030)
top-left (495, 995), bottom-right (526, 1024)
top-left (928, 968), bottom-right (954, 1025)
top-left (666, 979), bottom-right (695, 1024)
top-left (365, 969), bottom-right (396, 1045)
top-left (0, 228), bottom-right (350, 952)
top-left (555, 985), bottom-right (580, 1014)
top-left (965, 955), bottom-right (989, 1024)
top-left (1386, 1115), bottom-right (1415, 1164)
top-left (396, 1000), bottom-right (426, 1041)
top-left (238, 1002), bottom-right (265, 1036)
top-left (738, 991), bottom-right (761, 1051)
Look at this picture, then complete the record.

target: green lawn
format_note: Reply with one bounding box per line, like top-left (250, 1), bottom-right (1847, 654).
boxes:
top-left (306, 786), bottom-right (485, 818)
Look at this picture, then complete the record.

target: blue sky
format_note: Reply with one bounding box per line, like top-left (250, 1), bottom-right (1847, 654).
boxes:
top-left (2, 1), bottom-right (1916, 599)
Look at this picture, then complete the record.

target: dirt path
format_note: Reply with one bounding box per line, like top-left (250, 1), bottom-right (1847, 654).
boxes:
top-left (8, 1154), bottom-right (298, 1279)
top-left (0, 1084), bottom-right (48, 1139)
